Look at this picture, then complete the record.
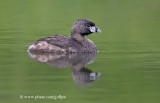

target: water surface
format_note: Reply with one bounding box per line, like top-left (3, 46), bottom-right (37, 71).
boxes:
top-left (0, 0), bottom-right (160, 103)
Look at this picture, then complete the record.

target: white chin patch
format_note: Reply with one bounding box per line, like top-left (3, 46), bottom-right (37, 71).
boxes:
top-left (89, 27), bottom-right (96, 32)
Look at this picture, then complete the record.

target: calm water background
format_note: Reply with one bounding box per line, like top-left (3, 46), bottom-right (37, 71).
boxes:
top-left (0, 0), bottom-right (160, 103)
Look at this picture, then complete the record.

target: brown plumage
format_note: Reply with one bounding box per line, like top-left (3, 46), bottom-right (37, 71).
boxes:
top-left (28, 19), bottom-right (101, 53)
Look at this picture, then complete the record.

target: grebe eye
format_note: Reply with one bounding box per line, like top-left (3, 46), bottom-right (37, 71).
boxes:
top-left (86, 24), bottom-right (91, 28)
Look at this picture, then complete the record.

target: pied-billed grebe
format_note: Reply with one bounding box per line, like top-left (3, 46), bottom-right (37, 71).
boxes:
top-left (28, 19), bottom-right (101, 53)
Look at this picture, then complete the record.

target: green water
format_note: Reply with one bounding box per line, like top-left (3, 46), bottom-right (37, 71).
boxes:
top-left (0, 0), bottom-right (160, 103)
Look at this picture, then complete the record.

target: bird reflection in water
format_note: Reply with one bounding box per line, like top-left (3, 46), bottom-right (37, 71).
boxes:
top-left (28, 52), bottom-right (101, 86)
